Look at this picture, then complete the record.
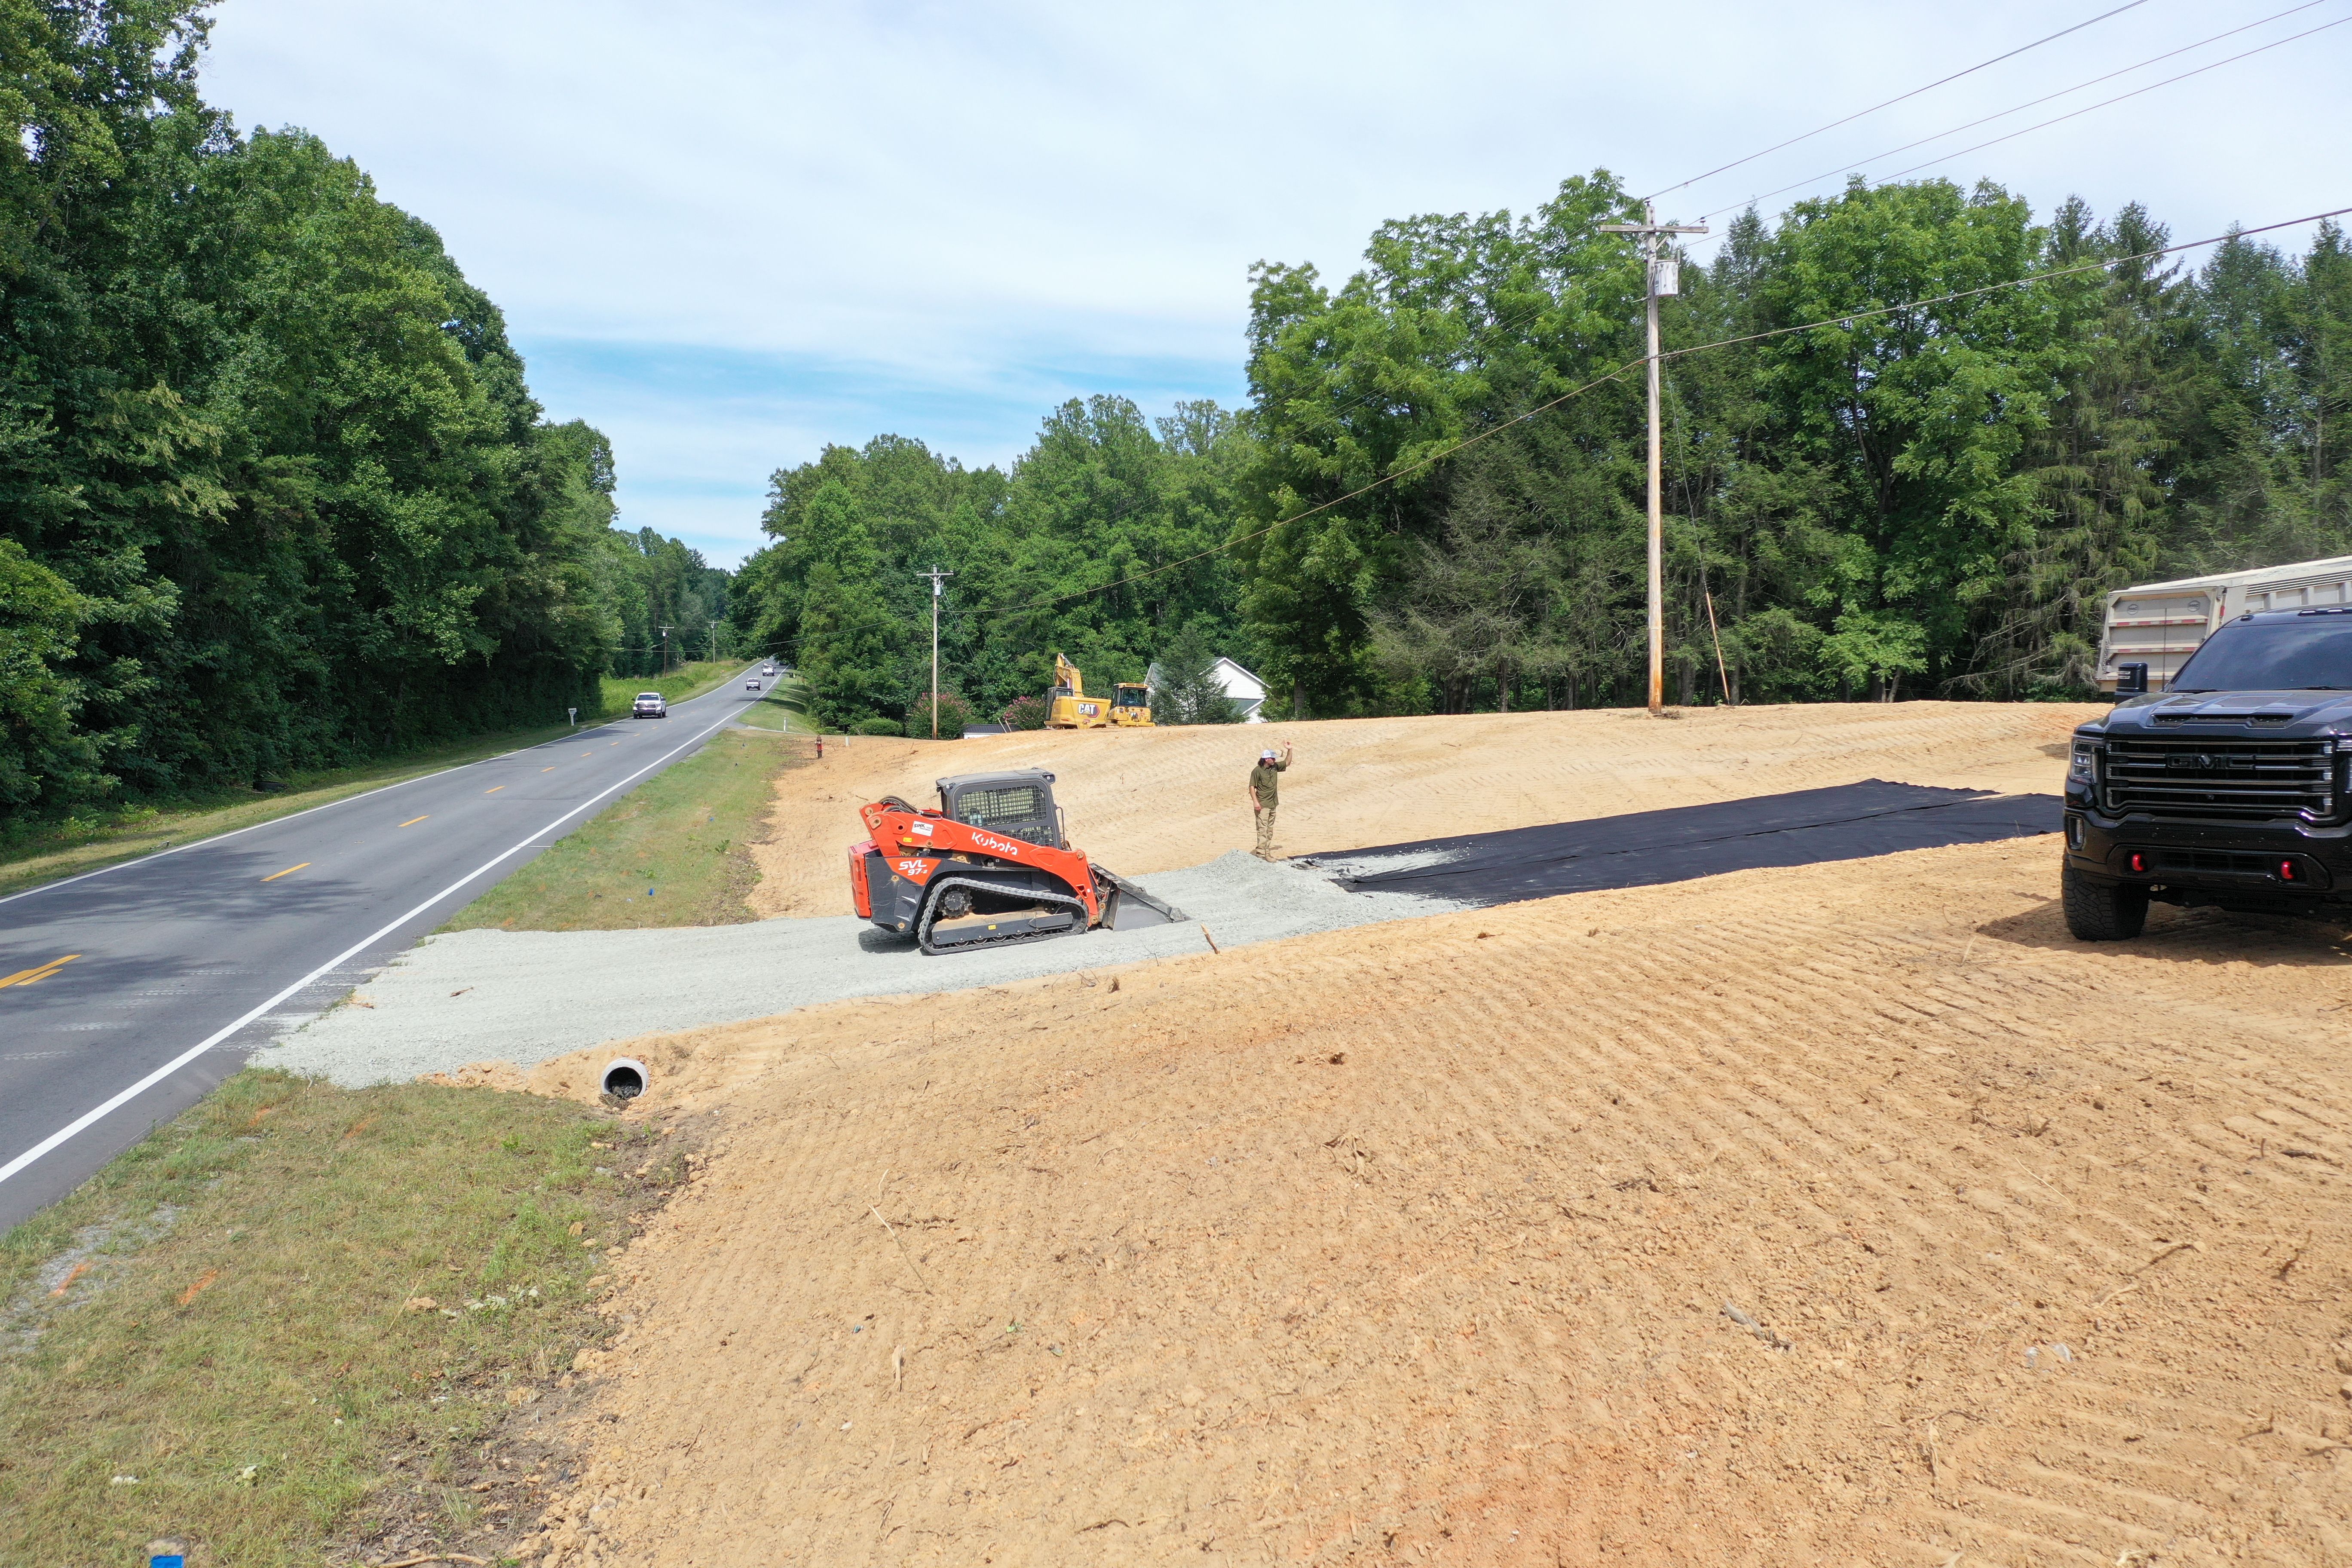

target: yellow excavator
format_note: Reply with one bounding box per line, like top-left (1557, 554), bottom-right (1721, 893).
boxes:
top-left (1045, 653), bottom-right (1153, 729)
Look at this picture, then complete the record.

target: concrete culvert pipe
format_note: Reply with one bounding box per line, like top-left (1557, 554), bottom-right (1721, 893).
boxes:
top-left (601, 1058), bottom-right (647, 1101)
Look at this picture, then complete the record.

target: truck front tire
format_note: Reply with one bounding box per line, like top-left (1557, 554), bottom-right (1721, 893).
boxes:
top-left (2062, 865), bottom-right (2148, 941)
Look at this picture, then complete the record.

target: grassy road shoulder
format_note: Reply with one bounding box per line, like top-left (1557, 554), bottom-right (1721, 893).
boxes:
top-left (727, 671), bottom-right (807, 734)
top-left (0, 1070), bottom-right (697, 1568)
top-left (0, 723), bottom-right (584, 903)
top-left (445, 725), bottom-right (810, 932)
top-left (596, 659), bottom-right (743, 715)
top-left (0, 664), bottom-right (754, 904)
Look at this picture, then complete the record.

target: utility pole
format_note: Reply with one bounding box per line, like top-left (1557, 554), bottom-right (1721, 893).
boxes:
top-left (709, 619), bottom-right (722, 663)
top-left (916, 565), bottom-right (954, 738)
top-left (1600, 202), bottom-right (1707, 715)
top-left (656, 624), bottom-right (674, 677)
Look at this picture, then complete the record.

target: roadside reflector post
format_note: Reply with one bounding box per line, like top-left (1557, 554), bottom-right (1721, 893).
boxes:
top-left (568, 707), bottom-right (577, 727)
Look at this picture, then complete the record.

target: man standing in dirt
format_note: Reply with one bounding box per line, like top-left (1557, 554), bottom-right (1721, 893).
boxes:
top-left (1248, 741), bottom-right (1293, 861)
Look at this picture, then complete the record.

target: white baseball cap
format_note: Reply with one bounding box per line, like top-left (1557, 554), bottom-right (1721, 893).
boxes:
top-left (1260, 749), bottom-right (1278, 760)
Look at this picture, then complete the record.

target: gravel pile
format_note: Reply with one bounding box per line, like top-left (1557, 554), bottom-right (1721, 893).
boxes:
top-left (259, 852), bottom-right (1466, 1087)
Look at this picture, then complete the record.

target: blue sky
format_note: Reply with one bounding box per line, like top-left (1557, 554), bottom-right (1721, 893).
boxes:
top-left (510, 337), bottom-right (1246, 553)
top-left (199, 0), bottom-right (2352, 567)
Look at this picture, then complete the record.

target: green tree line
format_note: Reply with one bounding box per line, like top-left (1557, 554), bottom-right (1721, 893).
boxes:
top-left (16, 3), bottom-right (2345, 800)
top-left (743, 173), bottom-right (2348, 727)
top-left (730, 400), bottom-right (1252, 728)
top-left (0, 1), bottom-right (717, 828)
top-left (1246, 175), bottom-right (2350, 713)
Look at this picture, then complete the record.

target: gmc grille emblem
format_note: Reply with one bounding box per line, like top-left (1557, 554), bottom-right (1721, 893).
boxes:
top-left (2164, 753), bottom-right (2248, 771)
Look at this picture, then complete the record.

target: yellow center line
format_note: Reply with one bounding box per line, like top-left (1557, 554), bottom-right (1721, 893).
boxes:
top-left (542, 766), bottom-right (556, 772)
top-left (484, 785), bottom-right (504, 794)
top-left (0, 955), bottom-right (80, 990)
top-left (261, 863), bottom-right (310, 882)
top-left (398, 815), bottom-right (429, 828)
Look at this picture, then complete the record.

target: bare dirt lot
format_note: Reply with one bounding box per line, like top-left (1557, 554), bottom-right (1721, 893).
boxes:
top-left (499, 709), bottom-right (2352, 1564)
top-left (748, 701), bottom-right (2095, 918)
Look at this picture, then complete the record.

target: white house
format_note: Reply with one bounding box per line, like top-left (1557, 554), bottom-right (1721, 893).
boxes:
top-left (1211, 657), bottom-right (1268, 723)
top-left (1145, 655), bottom-right (1271, 723)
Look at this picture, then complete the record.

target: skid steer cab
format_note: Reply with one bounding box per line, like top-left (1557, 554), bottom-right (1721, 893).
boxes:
top-left (848, 769), bottom-right (1182, 955)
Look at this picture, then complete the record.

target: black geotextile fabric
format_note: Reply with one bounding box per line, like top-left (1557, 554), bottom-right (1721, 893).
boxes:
top-left (1320, 780), bottom-right (2064, 907)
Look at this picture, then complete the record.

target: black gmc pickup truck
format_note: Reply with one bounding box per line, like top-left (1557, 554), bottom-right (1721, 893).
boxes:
top-left (2063, 606), bottom-right (2352, 939)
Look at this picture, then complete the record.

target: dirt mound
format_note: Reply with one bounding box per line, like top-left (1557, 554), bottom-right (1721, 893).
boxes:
top-left (748, 701), bottom-right (2096, 918)
top-left (514, 835), bottom-right (2352, 1566)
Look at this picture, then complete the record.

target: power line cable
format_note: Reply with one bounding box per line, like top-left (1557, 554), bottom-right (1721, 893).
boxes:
top-left (799, 10), bottom-right (2291, 611)
top-left (1251, 4), bottom-right (2333, 460)
top-left (1642, 0), bottom-right (2153, 203)
top-left (1697, 0), bottom-right (2344, 221)
top-left (773, 21), bottom-right (2336, 632)
top-left (787, 12), bottom-right (2331, 619)
top-left (1853, 12), bottom-right (2352, 193)
top-left (982, 203), bottom-right (2352, 622)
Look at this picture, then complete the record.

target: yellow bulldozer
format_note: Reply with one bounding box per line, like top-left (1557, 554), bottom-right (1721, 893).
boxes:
top-left (1045, 652), bottom-right (1153, 729)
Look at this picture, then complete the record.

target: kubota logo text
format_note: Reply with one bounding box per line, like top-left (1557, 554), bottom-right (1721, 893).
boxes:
top-left (970, 831), bottom-right (1022, 856)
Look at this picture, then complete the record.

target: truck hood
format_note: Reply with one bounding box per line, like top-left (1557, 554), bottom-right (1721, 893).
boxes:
top-left (2094, 690), bottom-right (2352, 738)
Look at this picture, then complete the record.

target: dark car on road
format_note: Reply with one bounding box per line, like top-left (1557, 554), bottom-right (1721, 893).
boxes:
top-left (631, 691), bottom-right (668, 719)
top-left (2063, 607), bottom-right (2352, 938)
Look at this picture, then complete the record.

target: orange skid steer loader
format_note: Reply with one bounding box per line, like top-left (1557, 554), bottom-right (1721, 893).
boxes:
top-left (849, 770), bottom-right (1185, 954)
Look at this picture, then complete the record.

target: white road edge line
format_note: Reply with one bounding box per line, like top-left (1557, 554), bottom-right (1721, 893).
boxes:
top-left (0, 698), bottom-right (749, 1186)
top-left (0, 669), bottom-right (757, 911)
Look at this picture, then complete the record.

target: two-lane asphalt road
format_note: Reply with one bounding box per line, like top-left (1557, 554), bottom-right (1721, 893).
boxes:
top-left (0, 671), bottom-right (774, 1231)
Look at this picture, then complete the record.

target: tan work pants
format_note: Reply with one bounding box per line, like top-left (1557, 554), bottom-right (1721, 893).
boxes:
top-left (1255, 804), bottom-right (1277, 859)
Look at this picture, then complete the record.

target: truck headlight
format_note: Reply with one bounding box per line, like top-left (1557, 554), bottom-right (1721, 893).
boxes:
top-left (2069, 744), bottom-right (2098, 782)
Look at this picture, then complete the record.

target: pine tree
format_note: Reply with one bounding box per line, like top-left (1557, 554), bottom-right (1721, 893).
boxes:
top-left (1149, 625), bottom-right (1240, 724)
top-left (1965, 199), bottom-right (2174, 695)
top-left (794, 484), bottom-right (903, 727)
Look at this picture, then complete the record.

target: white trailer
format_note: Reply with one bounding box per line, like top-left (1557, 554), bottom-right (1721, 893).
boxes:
top-left (2097, 555), bottom-right (2352, 692)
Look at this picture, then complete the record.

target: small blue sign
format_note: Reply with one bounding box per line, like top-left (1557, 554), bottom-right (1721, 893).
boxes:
top-left (150, 1557), bottom-right (185, 1568)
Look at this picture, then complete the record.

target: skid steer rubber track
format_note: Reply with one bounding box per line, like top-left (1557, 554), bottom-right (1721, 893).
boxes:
top-left (917, 876), bottom-right (1088, 956)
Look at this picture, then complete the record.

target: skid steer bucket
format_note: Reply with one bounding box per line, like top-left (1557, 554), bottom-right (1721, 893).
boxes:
top-left (1096, 867), bottom-right (1186, 931)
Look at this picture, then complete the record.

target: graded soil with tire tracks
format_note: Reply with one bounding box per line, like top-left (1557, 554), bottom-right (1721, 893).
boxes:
top-left (508, 822), bottom-right (2352, 1566)
top-left (747, 701), bottom-right (2098, 919)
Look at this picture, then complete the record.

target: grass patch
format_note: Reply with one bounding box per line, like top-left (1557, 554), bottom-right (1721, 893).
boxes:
top-left (0, 665), bottom-right (754, 904)
top-left (730, 672), bottom-right (808, 734)
top-left (444, 726), bottom-right (807, 932)
top-left (0, 1069), bottom-right (695, 1568)
top-left (597, 659), bottom-right (743, 716)
top-left (0, 720), bottom-right (603, 903)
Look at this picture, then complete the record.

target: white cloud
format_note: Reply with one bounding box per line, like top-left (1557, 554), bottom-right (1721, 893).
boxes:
top-left (201, 0), bottom-right (2352, 562)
